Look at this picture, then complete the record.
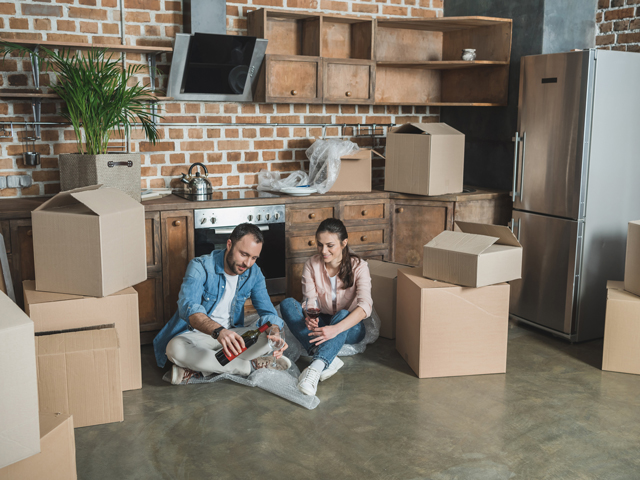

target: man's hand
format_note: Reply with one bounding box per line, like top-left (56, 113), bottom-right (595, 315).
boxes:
top-left (308, 324), bottom-right (341, 346)
top-left (268, 338), bottom-right (289, 359)
top-left (217, 329), bottom-right (245, 357)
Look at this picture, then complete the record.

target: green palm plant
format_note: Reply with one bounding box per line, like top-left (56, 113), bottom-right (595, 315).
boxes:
top-left (1, 43), bottom-right (161, 154)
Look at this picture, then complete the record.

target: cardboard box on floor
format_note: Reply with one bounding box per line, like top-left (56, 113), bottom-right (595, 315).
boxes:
top-left (0, 413), bottom-right (77, 480)
top-left (384, 123), bottom-right (464, 197)
top-left (36, 326), bottom-right (123, 428)
top-left (368, 259), bottom-right (411, 339)
top-left (602, 281), bottom-right (640, 375)
top-left (396, 267), bottom-right (509, 379)
top-left (0, 291), bottom-right (40, 469)
top-left (423, 221), bottom-right (523, 288)
top-left (32, 185), bottom-right (146, 298)
top-left (329, 149), bottom-right (383, 193)
top-left (624, 220), bottom-right (640, 297)
top-left (23, 281), bottom-right (141, 391)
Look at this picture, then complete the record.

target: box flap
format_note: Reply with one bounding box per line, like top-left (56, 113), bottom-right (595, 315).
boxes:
top-left (39, 413), bottom-right (71, 439)
top-left (607, 280), bottom-right (640, 302)
top-left (23, 280), bottom-right (135, 306)
top-left (341, 148), bottom-right (386, 161)
top-left (71, 187), bottom-right (141, 216)
top-left (426, 230), bottom-right (498, 255)
top-left (368, 259), bottom-right (411, 279)
top-left (0, 290), bottom-right (33, 331)
top-left (34, 185), bottom-right (102, 212)
top-left (37, 328), bottom-right (118, 354)
top-left (398, 267), bottom-right (459, 289)
top-left (456, 222), bottom-right (522, 248)
top-left (391, 123), bottom-right (462, 136)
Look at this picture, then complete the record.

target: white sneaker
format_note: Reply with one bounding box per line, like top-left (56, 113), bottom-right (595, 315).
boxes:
top-left (320, 357), bottom-right (344, 382)
top-left (171, 365), bottom-right (200, 385)
top-left (297, 366), bottom-right (322, 396)
top-left (251, 355), bottom-right (292, 371)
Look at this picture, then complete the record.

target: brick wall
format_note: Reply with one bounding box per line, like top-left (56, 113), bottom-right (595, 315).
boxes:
top-left (0, 0), bottom-right (443, 198)
top-left (596, 0), bottom-right (640, 51)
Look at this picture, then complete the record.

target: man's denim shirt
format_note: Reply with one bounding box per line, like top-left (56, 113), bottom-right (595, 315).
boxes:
top-left (153, 249), bottom-right (284, 368)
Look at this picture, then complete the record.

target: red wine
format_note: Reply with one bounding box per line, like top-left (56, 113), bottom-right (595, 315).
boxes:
top-left (215, 322), bottom-right (271, 366)
top-left (306, 308), bottom-right (321, 319)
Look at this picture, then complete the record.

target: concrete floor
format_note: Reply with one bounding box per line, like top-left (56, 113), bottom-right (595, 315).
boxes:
top-left (75, 322), bottom-right (640, 480)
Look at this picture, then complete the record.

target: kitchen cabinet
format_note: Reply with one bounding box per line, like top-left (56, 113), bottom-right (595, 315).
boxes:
top-left (9, 219), bottom-right (34, 308)
top-left (391, 200), bottom-right (454, 267)
top-left (256, 55), bottom-right (322, 104)
top-left (323, 59), bottom-right (375, 104)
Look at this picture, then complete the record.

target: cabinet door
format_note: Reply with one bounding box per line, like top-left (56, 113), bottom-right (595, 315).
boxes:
top-left (286, 257), bottom-right (307, 302)
top-left (323, 59), bottom-right (375, 104)
top-left (391, 201), bottom-right (453, 267)
top-left (161, 210), bottom-right (194, 323)
top-left (133, 270), bottom-right (164, 343)
top-left (9, 219), bottom-right (34, 308)
top-left (265, 55), bottom-right (322, 104)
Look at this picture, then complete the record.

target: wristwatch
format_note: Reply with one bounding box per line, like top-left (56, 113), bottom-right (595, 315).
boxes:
top-left (211, 326), bottom-right (225, 340)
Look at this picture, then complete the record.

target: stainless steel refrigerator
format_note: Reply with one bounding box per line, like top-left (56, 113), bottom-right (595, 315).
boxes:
top-left (509, 49), bottom-right (640, 342)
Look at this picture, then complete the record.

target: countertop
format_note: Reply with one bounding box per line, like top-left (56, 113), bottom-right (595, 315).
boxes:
top-left (0, 186), bottom-right (508, 220)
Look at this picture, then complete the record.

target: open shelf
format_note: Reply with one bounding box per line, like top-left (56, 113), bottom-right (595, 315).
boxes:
top-left (247, 10), bottom-right (321, 57)
top-left (322, 15), bottom-right (373, 60)
top-left (0, 38), bottom-right (172, 55)
top-left (376, 60), bottom-right (509, 69)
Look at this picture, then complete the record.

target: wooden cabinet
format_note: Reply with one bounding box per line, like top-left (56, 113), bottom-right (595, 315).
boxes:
top-left (286, 203), bottom-right (337, 229)
top-left (391, 200), bottom-right (454, 267)
top-left (161, 210), bottom-right (195, 323)
top-left (258, 55), bottom-right (322, 104)
top-left (9, 219), bottom-right (34, 308)
top-left (323, 59), bottom-right (375, 104)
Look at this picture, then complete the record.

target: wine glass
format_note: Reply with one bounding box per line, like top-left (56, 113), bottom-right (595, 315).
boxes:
top-left (303, 297), bottom-right (321, 329)
top-left (267, 325), bottom-right (286, 368)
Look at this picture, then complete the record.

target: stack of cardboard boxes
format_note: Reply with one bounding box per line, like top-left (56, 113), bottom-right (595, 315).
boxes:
top-left (0, 185), bottom-right (147, 477)
top-left (602, 220), bottom-right (640, 375)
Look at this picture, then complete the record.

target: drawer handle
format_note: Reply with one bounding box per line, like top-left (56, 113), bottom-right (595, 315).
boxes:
top-left (396, 207), bottom-right (404, 213)
top-left (361, 235), bottom-right (367, 242)
top-left (27, 229), bottom-right (32, 237)
top-left (291, 90), bottom-right (297, 96)
top-left (346, 91), bottom-right (352, 97)
top-left (361, 210), bottom-right (368, 216)
top-left (308, 213), bottom-right (316, 219)
top-left (308, 240), bottom-right (316, 246)
top-left (173, 220), bottom-right (181, 227)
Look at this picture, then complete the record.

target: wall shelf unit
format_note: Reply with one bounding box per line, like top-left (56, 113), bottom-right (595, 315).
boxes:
top-left (247, 9), bottom-right (512, 106)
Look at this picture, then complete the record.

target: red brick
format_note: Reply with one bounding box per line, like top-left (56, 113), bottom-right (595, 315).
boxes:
top-left (320, 0), bottom-right (348, 11)
top-left (180, 141), bottom-right (215, 151)
top-left (32, 171), bottom-right (60, 182)
top-left (206, 152), bottom-right (223, 162)
top-left (8, 74), bottom-right (28, 87)
top-left (276, 127), bottom-right (290, 137)
top-left (270, 115), bottom-right (301, 123)
top-left (245, 152), bottom-right (259, 162)
top-left (204, 104), bottom-right (221, 114)
top-left (200, 116), bottom-right (233, 123)
top-left (189, 152), bottom-right (204, 163)
top-left (303, 115), bottom-right (332, 124)
top-left (618, 31), bottom-right (640, 43)
top-left (237, 162), bottom-right (269, 173)
top-left (630, 18), bottom-right (640, 29)
top-left (243, 174), bottom-right (258, 185)
top-left (10, 18), bottom-right (29, 29)
top-left (262, 151), bottom-right (276, 161)
top-left (149, 153), bottom-right (166, 164)
top-left (383, 5), bottom-right (408, 15)
top-left (309, 105), bottom-right (323, 114)
top-left (227, 175), bottom-right (240, 186)
top-left (219, 140), bottom-right (250, 150)
top-left (207, 129), bottom-right (221, 138)
top-left (0, 32), bottom-right (42, 41)
top-left (259, 104), bottom-right (274, 114)
top-left (102, 23), bottom-right (120, 34)
top-left (125, 0), bottom-right (161, 9)
top-left (125, 11), bottom-right (150, 22)
top-left (612, 0), bottom-right (626, 6)
top-left (69, 6), bottom-right (108, 20)
top-left (166, 1), bottom-right (181, 11)
top-left (288, 139), bottom-right (313, 149)
top-left (270, 162), bottom-right (301, 172)
top-left (161, 165), bottom-right (189, 176)
top-left (596, 11), bottom-right (603, 22)
top-left (223, 104), bottom-right (239, 114)
top-left (185, 103), bottom-right (201, 114)
top-left (169, 153), bottom-right (185, 164)
top-left (0, 188), bottom-right (18, 197)
top-left (125, 25), bottom-right (141, 36)
top-left (614, 20), bottom-right (630, 31)
top-left (22, 3), bottom-right (63, 16)
top-left (604, 7), bottom-right (635, 20)
top-left (169, 129), bottom-right (184, 139)
top-left (224, 129), bottom-right (240, 138)
top-left (275, 104), bottom-right (290, 113)
top-left (243, 128), bottom-right (257, 138)
top-left (352, 3), bottom-right (377, 13)
top-left (80, 21), bottom-right (99, 33)
top-left (46, 33), bottom-right (90, 43)
top-left (293, 105), bottom-right (307, 114)
top-left (227, 152), bottom-right (241, 162)
top-left (288, 0), bottom-right (318, 7)
top-left (165, 26), bottom-right (181, 37)
top-left (188, 128), bottom-right (203, 139)
top-left (145, 25), bottom-right (162, 36)
top-left (141, 166), bottom-right (157, 176)
top-left (150, 178), bottom-right (166, 188)
top-left (44, 184), bottom-right (61, 195)
top-left (102, 0), bottom-right (118, 6)
top-left (155, 13), bottom-right (183, 24)
top-left (140, 141), bottom-right (175, 152)
top-left (79, 0), bottom-right (97, 5)
top-left (0, 2), bottom-right (15, 14)
top-left (33, 18), bottom-right (51, 31)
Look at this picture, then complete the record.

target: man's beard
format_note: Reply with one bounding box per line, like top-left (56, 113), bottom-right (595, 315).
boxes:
top-left (225, 247), bottom-right (245, 275)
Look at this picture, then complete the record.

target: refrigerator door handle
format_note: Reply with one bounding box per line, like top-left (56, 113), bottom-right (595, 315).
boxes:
top-left (516, 218), bottom-right (521, 242)
top-left (511, 132), bottom-right (520, 202)
top-left (519, 131), bottom-right (527, 202)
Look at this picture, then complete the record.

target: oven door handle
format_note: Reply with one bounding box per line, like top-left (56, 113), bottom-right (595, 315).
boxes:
top-left (213, 225), bottom-right (270, 234)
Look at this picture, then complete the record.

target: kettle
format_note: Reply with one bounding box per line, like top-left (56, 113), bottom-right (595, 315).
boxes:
top-left (180, 162), bottom-right (213, 201)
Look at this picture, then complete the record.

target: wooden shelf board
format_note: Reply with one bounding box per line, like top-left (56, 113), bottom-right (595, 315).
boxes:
top-left (376, 60), bottom-right (509, 69)
top-left (0, 90), bottom-right (170, 101)
top-left (376, 16), bottom-right (513, 32)
top-left (374, 102), bottom-right (506, 106)
top-left (0, 38), bottom-right (172, 55)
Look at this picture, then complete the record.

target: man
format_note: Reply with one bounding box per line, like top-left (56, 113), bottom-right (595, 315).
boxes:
top-left (153, 223), bottom-right (288, 384)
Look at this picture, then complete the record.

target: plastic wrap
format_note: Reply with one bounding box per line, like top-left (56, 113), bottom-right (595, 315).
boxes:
top-left (257, 170), bottom-right (309, 192)
top-left (306, 139), bottom-right (359, 194)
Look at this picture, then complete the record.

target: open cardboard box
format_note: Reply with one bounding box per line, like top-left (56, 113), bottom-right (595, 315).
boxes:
top-left (624, 220), bottom-right (640, 297)
top-left (423, 221), bottom-right (522, 288)
top-left (384, 123), bottom-right (464, 197)
top-left (368, 259), bottom-right (411, 339)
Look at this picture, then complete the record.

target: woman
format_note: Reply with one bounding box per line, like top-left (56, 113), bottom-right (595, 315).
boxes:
top-left (280, 218), bottom-right (373, 396)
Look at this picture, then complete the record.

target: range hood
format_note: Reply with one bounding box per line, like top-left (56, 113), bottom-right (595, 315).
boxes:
top-left (167, 0), bottom-right (267, 102)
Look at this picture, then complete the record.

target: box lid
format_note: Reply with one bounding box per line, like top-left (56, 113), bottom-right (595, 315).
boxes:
top-left (456, 221), bottom-right (522, 248)
top-left (426, 230), bottom-right (499, 256)
top-left (34, 185), bottom-right (140, 216)
top-left (368, 259), bottom-right (411, 279)
top-left (399, 267), bottom-right (460, 289)
top-left (36, 328), bottom-right (118, 355)
top-left (390, 123), bottom-right (463, 136)
top-left (23, 280), bottom-right (136, 306)
top-left (341, 148), bottom-right (385, 161)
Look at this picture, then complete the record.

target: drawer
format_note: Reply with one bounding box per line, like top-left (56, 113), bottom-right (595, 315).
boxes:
top-left (349, 229), bottom-right (384, 247)
top-left (288, 206), bottom-right (335, 227)
top-left (287, 233), bottom-right (319, 255)
top-left (266, 55), bottom-right (321, 103)
top-left (343, 203), bottom-right (385, 222)
top-left (323, 59), bottom-right (374, 104)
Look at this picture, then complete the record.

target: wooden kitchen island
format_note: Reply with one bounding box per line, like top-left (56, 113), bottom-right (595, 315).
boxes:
top-left (0, 187), bottom-right (510, 343)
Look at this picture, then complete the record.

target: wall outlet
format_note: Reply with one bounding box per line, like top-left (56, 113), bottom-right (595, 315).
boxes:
top-left (0, 176), bottom-right (5, 189)
top-left (6, 175), bottom-right (20, 188)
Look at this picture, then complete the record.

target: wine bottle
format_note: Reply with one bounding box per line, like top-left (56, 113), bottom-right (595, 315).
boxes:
top-left (215, 322), bottom-right (272, 366)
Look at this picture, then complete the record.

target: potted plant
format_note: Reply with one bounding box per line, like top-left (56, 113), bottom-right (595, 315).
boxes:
top-left (1, 44), bottom-right (161, 201)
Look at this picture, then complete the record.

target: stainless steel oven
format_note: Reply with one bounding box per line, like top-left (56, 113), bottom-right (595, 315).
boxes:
top-left (194, 205), bottom-right (286, 295)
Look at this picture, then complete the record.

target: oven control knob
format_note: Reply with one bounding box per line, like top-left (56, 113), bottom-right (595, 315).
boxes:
top-left (274, 213), bottom-right (280, 220)
top-left (200, 218), bottom-right (207, 225)
top-left (257, 214), bottom-right (261, 221)
top-left (210, 217), bottom-right (216, 224)
top-left (247, 215), bottom-right (253, 221)
top-left (265, 214), bottom-right (270, 220)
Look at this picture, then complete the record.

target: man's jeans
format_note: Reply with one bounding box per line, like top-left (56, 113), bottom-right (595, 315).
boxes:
top-left (280, 298), bottom-right (365, 368)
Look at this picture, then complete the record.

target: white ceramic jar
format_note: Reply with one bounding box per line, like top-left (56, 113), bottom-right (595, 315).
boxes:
top-left (461, 49), bottom-right (477, 61)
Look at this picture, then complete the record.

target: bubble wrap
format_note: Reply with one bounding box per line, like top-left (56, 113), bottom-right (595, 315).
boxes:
top-left (161, 308), bottom-right (380, 409)
top-left (306, 139), bottom-right (359, 194)
top-left (256, 169), bottom-right (309, 193)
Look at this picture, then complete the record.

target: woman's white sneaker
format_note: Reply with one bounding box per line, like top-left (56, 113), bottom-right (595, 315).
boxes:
top-left (320, 357), bottom-right (344, 381)
top-left (297, 366), bottom-right (322, 396)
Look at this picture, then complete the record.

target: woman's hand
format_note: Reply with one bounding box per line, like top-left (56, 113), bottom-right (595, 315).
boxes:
top-left (304, 315), bottom-right (319, 331)
top-left (308, 324), bottom-right (341, 345)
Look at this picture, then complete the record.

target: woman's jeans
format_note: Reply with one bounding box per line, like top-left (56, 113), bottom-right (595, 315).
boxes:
top-left (280, 297), bottom-right (366, 368)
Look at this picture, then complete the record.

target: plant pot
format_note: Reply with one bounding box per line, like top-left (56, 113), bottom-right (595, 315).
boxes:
top-left (58, 153), bottom-right (142, 201)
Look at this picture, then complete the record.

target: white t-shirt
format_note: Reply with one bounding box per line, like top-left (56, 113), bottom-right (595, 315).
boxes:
top-left (207, 272), bottom-right (239, 329)
top-left (329, 274), bottom-right (337, 303)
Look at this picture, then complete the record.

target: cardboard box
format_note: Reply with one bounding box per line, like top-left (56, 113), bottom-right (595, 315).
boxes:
top-left (32, 185), bottom-right (146, 298)
top-left (0, 291), bottom-right (40, 469)
top-left (23, 281), bottom-right (141, 391)
top-left (384, 123), bottom-right (464, 196)
top-left (329, 149), bottom-right (382, 193)
top-left (624, 220), bottom-right (640, 297)
top-left (0, 413), bottom-right (77, 480)
top-left (36, 327), bottom-right (123, 428)
top-left (368, 259), bottom-right (410, 339)
top-left (602, 281), bottom-right (640, 375)
top-left (396, 267), bottom-right (509, 378)
top-left (423, 221), bottom-right (522, 288)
